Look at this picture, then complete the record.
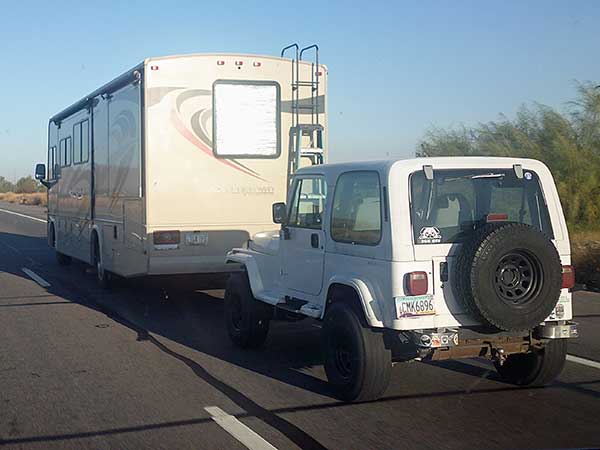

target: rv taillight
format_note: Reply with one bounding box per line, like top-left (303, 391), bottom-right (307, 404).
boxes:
top-left (562, 265), bottom-right (575, 290)
top-left (406, 271), bottom-right (428, 296)
top-left (150, 65), bottom-right (159, 71)
top-left (153, 231), bottom-right (180, 245)
top-left (217, 60), bottom-right (225, 66)
top-left (316, 71), bottom-right (323, 76)
top-left (235, 60), bottom-right (243, 66)
top-left (253, 61), bottom-right (262, 67)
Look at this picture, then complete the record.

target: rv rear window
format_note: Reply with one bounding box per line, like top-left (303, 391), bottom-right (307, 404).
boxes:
top-left (213, 81), bottom-right (280, 158)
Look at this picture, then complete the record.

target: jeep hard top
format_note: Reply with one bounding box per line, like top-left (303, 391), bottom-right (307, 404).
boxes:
top-left (224, 157), bottom-right (577, 401)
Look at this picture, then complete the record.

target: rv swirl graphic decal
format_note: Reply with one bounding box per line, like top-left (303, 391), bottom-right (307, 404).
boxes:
top-left (168, 88), bottom-right (268, 182)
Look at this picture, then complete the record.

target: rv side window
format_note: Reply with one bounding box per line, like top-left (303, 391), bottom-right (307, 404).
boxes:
top-left (73, 120), bottom-right (89, 164)
top-left (47, 146), bottom-right (57, 179)
top-left (59, 137), bottom-right (72, 167)
top-left (73, 124), bottom-right (81, 164)
top-left (213, 81), bottom-right (280, 158)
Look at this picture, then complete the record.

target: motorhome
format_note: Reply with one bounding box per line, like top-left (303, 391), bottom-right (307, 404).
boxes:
top-left (35, 45), bottom-right (327, 286)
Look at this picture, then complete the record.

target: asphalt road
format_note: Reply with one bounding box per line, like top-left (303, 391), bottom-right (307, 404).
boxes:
top-left (0, 201), bottom-right (599, 450)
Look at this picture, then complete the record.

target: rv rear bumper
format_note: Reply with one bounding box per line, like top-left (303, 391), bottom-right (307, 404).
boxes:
top-left (148, 255), bottom-right (242, 275)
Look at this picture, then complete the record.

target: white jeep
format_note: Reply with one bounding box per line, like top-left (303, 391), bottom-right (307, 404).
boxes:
top-left (224, 157), bottom-right (578, 402)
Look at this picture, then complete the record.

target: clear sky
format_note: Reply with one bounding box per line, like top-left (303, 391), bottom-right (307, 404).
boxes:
top-left (1, 0), bottom-right (599, 180)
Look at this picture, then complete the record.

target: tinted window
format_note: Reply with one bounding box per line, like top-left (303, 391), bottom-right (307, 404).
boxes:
top-left (59, 137), bottom-right (71, 167)
top-left (73, 123), bottom-right (81, 163)
top-left (47, 146), bottom-right (56, 179)
top-left (81, 120), bottom-right (89, 163)
top-left (73, 120), bottom-right (89, 164)
top-left (410, 169), bottom-right (553, 244)
top-left (288, 177), bottom-right (327, 229)
top-left (331, 171), bottom-right (382, 245)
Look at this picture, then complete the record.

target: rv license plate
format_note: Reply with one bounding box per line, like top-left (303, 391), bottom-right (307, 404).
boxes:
top-left (185, 232), bottom-right (208, 246)
top-left (395, 295), bottom-right (435, 318)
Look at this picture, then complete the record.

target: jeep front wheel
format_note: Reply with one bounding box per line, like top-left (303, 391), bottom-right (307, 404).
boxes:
top-left (495, 339), bottom-right (567, 386)
top-left (224, 272), bottom-right (271, 349)
top-left (323, 302), bottom-right (392, 402)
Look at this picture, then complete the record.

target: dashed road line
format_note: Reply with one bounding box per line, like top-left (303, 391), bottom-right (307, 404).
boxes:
top-left (567, 354), bottom-right (600, 370)
top-left (0, 207), bottom-right (46, 223)
top-left (21, 268), bottom-right (51, 288)
top-left (204, 406), bottom-right (278, 450)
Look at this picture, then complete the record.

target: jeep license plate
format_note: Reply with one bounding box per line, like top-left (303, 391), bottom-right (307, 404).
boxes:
top-left (395, 295), bottom-right (435, 318)
top-left (185, 232), bottom-right (208, 246)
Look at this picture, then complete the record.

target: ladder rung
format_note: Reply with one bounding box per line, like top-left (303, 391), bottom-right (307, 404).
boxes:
top-left (294, 81), bottom-right (319, 87)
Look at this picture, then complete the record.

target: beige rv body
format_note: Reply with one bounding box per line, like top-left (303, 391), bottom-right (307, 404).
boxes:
top-left (46, 53), bottom-right (327, 277)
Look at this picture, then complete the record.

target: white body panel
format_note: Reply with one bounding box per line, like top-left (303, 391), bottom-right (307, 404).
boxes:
top-left (45, 53), bottom-right (327, 277)
top-left (227, 157), bottom-right (572, 331)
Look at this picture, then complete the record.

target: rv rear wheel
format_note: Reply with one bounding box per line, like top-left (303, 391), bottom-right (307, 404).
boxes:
top-left (495, 339), bottom-right (567, 386)
top-left (93, 238), bottom-right (112, 290)
top-left (224, 272), bottom-right (271, 349)
top-left (323, 302), bottom-right (392, 402)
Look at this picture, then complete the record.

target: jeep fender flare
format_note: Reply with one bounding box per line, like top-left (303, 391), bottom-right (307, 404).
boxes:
top-left (324, 276), bottom-right (385, 328)
top-left (225, 252), bottom-right (277, 306)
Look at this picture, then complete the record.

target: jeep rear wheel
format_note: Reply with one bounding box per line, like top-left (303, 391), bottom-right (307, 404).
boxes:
top-left (454, 223), bottom-right (562, 332)
top-left (224, 272), bottom-right (271, 349)
top-left (495, 339), bottom-right (567, 386)
top-left (323, 302), bottom-right (392, 402)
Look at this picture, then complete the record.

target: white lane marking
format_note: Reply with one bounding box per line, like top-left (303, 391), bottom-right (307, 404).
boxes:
top-left (204, 406), bottom-right (277, 450)
top-left (0, 207), bottom-right (46, 223)
top-left (567, 354), bottom-right (600, 370)
top-left (21, 268), bottom-right (51, 288)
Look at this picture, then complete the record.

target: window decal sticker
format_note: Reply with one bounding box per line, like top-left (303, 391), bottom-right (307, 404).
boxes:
top-left (418, 226), bottom-right (442, 244)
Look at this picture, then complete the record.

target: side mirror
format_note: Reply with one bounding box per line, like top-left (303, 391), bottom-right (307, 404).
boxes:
top-left (272, 202), bottom-right (287, 224)
top-left (35, 163), bottom-right (46, 181)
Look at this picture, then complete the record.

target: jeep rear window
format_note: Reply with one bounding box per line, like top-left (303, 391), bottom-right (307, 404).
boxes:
top-left (410, 169), bottom-right (553, 244)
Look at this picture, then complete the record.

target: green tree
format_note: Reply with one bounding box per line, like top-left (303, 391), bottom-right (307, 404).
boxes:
top-left (0, 176), bottom-right (15, 193)
top-left (417, 81), bottom-right (600, 231)
top-left (15, 176), bottom-right (37, 194)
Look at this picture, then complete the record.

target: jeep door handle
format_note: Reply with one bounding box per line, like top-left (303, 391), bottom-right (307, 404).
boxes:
top-left (311, 233), bottom-right (319, 248)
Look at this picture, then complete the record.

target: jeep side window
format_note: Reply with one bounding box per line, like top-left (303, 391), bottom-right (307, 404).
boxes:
top-left (331, 171), bottom-right (382, 245)
top-left (287, 177), bottom-right (327, 229)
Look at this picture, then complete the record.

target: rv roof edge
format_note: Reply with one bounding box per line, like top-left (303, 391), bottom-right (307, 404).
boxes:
top-left (49, 63), bottom-right (144, 124)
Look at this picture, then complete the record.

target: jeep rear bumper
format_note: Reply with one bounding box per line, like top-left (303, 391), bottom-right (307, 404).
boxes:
top-left (535, 321), bottom-right (578, 339)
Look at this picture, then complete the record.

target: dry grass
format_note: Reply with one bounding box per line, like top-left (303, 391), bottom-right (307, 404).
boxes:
top-left (571, 231), bottom-right (600, 287)
top-left (0, 192), bottom-right (47, 207)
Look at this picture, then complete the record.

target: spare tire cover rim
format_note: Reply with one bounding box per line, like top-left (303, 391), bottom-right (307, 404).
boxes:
top-left (494, 250), bottom-right (543, 305)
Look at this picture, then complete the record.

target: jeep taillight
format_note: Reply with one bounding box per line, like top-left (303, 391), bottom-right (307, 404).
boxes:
top-left (406, 271), bottom-right (428, 296)
top-left (562, 265), bottom-right (575, 290)
top-left (153, 230), bottom-right (180, 245)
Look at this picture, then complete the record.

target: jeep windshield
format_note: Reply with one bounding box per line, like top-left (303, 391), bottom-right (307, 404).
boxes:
top-left (410, 168), bottom-right (553, 244)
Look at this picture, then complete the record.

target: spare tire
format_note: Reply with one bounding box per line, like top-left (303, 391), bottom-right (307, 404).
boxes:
top-left (454, 223), bottom-right (561, 332)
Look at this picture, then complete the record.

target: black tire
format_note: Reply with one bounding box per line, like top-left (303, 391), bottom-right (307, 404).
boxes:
top-left (56, 251), bottom-right (72, 266)
top-left (495, 339), bottom-right (567, 386)
top-left (224, 272), bottom-right (271, 349)
top-left (93, 236), bottom-right (111, 290)
top-left (454, 223), bottom-right (562, 332)
top-left (323, 302), bottom-right (392, 402)
top-left (50, 224), bottom-right (71, 266)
